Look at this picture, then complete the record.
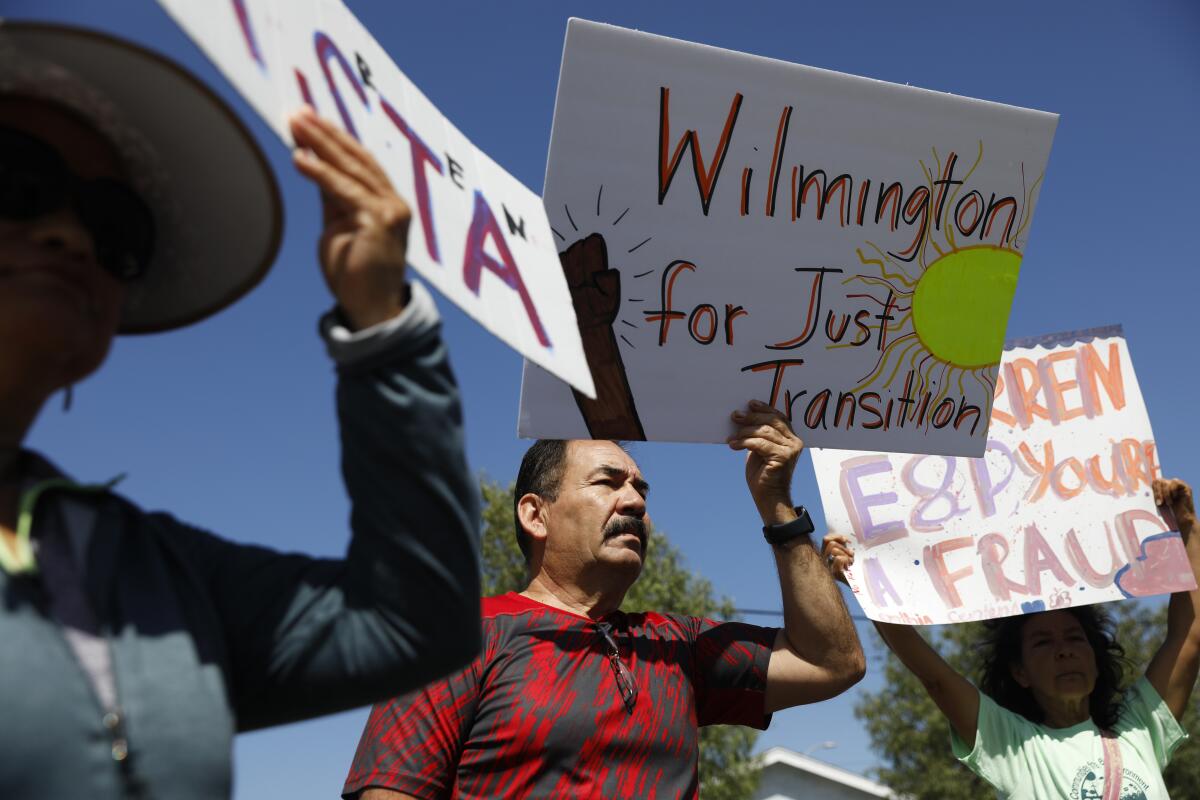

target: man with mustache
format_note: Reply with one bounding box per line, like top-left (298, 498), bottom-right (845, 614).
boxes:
top-left (344, 401), bottom-right (866, 799)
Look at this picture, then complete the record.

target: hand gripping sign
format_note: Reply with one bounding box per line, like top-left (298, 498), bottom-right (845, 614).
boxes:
top-left (518, 19), bottom-right (1058, 453)
top-left (156, 0), bottom-right (595, 397)
top-left (812, 326), bottom-right (1195, 625)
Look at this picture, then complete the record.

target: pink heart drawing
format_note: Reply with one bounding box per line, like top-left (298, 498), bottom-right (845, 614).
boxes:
top-left (1115, 532), bottom-right (1197, 598)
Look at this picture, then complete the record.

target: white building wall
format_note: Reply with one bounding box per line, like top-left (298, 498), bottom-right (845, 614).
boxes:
top-left (749, 747), bottom-right (896, 800)
top-left (754, 762), bottom-right (880, 800)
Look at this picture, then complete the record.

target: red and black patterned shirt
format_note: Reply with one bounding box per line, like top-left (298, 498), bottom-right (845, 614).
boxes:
top-left (344, 592), bottom-right (777, 799)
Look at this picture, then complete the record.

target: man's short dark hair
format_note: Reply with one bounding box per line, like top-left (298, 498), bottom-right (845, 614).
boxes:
top-left (513, 440), bottom-right (571, 564)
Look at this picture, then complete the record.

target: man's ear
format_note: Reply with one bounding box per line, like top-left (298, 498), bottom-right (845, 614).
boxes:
top-left (1009, 660), bottom-right (1031, 689)
top-left (517, 493), bottom-right (550, 549)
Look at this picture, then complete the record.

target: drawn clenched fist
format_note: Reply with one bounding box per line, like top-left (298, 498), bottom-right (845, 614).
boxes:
top-left (561, 233), bottom-right (622, 329)
top-left (559, 233), bottom-right (645, 440)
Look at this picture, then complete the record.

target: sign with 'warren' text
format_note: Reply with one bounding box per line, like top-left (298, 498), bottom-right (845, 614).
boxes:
top-left (812, 327), bottom-right (1194, 625)
top-left (156, 0), bottom-right (595, 397)
top-left (519, 19), bottom-right (1057, 454)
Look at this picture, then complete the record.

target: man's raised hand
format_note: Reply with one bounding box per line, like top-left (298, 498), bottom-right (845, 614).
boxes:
top-left (728, 400), bottom-right (803, 526)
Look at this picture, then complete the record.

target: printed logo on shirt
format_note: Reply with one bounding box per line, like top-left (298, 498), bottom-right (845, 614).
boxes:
top-left (1070, 761), bottom-right (1150, 800)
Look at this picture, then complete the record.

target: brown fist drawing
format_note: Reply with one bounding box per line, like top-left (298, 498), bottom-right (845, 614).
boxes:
top-left (560, 233), bottom-right (645, 440)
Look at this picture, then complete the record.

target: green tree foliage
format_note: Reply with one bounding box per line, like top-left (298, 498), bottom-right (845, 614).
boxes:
top-left (479, 479), bottom-right (761, 800)
top-left (479, 480), bottom-right (528, 597)
top-left (855, 601), bottom-right (1200, 799)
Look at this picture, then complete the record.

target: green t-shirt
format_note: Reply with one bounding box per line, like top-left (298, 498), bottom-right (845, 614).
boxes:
top-left (951, 677), bottom-right (1187, 799)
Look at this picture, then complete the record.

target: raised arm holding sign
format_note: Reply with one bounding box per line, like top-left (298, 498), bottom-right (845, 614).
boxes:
top-left (821, 477), bottom-right (1200, 798)
top-left (0, 18), bottom-right (482, 798)
top-left (344, 407), bottom-right (864, 800)
top-left (809, 324), bottom-right (1200, 796)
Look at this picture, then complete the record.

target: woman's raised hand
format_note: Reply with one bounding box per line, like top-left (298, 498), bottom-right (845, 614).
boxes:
top-left (821, 533), bottom-right (854, 585)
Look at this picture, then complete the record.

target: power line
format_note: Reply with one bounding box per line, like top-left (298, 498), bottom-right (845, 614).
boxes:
top-left (735, 607), bottom-right (872, 623)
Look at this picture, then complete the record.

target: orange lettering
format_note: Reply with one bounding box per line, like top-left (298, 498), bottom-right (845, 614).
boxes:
top-left (1004, 358), bottom-right (1049, 428)
top-left (1079, 342), bottom-right (1126, 414)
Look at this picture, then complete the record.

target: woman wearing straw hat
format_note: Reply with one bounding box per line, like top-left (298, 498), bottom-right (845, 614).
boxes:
top-left (0, 21), bottom-right (481, 799)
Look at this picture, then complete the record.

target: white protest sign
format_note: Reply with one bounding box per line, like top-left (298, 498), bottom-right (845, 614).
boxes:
top-left (811, 326), bottom-right (1194, 625)
top-left (155, 0), bottom-right (595, 397)
top-left (518, 19), bottom-right (1057, 453)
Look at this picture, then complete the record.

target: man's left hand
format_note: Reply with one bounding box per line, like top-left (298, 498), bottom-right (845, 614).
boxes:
top-left (289, 107), bottom-right (411, 330)
top-left (728, 400), bottom-right (804, 526)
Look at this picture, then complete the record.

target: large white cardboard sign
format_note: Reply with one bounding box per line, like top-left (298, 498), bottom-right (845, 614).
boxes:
top-left (519, 19), bottom-right (1058, 454)
top-left (156, 0), bottom-right (595, 397)
top-left (812, 326), bottom-right (1194, 625)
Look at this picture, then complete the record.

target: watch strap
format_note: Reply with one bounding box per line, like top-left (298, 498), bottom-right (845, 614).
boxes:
top-left (762, 506), bottom-right (815, 546)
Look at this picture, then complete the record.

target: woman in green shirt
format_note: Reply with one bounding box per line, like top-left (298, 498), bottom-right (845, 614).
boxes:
top-left (824, 478), bottom-right (1198, 799)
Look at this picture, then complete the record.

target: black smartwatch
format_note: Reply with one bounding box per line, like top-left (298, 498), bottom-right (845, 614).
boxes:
top-left (762, 506), bottom-right (815, 547)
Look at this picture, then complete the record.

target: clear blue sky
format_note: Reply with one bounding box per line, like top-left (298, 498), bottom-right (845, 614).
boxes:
top-left (8, 0), bottom-right (1200, 795)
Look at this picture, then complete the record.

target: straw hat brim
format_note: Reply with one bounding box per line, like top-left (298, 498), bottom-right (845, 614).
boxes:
top-left (1, 21), bottom-right (283, 333)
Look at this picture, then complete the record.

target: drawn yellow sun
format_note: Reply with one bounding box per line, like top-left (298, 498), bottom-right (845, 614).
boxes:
top-left (911, 245), bottom-right (1021, 368)
top-left (844, 145), bottom-right (1040, 420)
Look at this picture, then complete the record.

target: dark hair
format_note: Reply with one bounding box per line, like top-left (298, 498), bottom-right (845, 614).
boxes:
top-left (512, 440), bottom-right (571, 564)
top-left (978, 605), bottom-right (1128, 729)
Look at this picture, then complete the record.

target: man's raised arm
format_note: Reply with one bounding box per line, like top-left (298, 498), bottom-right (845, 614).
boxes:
top-left (727, 400), bottom-right (866, 712)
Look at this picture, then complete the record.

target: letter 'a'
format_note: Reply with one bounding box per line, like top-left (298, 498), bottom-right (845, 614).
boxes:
top-left (462, 191), bottom-right (551, 348)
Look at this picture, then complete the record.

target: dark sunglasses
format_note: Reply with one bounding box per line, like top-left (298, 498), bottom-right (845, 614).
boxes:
top-left (598, 621), bottom-right (638, 714)
top-left (0, 126), bottom-right (155, 281)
